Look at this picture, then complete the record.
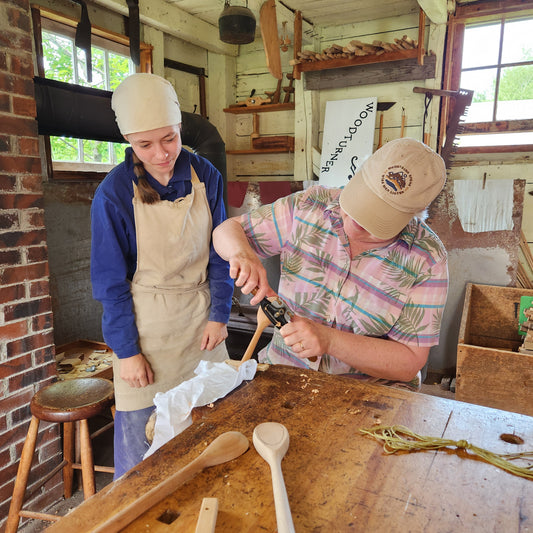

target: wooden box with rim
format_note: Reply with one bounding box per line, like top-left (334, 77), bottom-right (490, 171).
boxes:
top-left (456, 283), bottom-right (533, 416)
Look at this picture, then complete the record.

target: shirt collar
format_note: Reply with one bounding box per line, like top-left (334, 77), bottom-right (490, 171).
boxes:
top-left (326, 197), bottom-right (418, 251)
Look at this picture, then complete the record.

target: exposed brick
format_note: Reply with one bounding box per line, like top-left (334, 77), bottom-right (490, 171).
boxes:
top-left (31, 312), bottom-right (53, 332)
top-left (20, 173), bottom-right (44, 193)
top-left (3, 0), bottom-right (30, 11)
top-left (0, 320), bottom-right (28, 341)
top-left (0, 95), bottom-right (10, 113)
top-left (0, 193), bottom-right (43, 210)
top-left (29, 278), bottom-right (50, 298)
top-left (7, 7), bottom-right (31, 33)
top-left (12, 95), bottom-right (36, 117)
top-left (0, 154), bottom-right (41, 174)
top-left (17, 136), bottom-right (39, 156)
top-left (33, 345), bottom-right (55, 366)
top-left (0, 414), bottom-right (6, 435)
top-left (8, 364), bottom-right (54, 392)
top-left (0, 114), bottom-right (38, 136)
top-left (0, 134), bottom-right (11, 152)
top-left (27, 246), bottom-right (49, 264)
top-left (0, 228), bottom-right (47, 248)
top-left (0, 416), bottom-right (31, 452)
top-left (26, 209), bottom-right (45, 229)
top-left (4, 296), bottom-right (52, 322)
top-left (0, 50), bottom-right (7, 70)
top-left (0, 263), bottom-right (49, 288)
top-left (0, 352), bottom-right (33, 379)
top-left (0, 32), bottom-right (32, 56)
top-left (0, 211), bottom-right (18, 229)
top-left (0, 388), bottom-right (34, 418)
top-left (9, 52), bottom-right (33, 78)
top-left (0, 248), bottom-right (21, 265)
top-left (0, 283), bottom-right (26, 304)
top-left (10, 402), bottom-right (32, 425)
top-left (6, 331), bottom-right (55, 357)
top-left (0, 174), bottom-right (17, 192)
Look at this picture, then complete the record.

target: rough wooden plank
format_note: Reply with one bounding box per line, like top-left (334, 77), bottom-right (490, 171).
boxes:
top-left (304, 55), bottom-right (436, 91)
top-left (46, 366), bottom-right (533, 533)
top-left (456, 344), bottom-right (533, 416)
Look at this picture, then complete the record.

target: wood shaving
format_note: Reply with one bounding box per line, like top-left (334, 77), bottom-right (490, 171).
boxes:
top-left (311, 389), bottom-right (319, 394)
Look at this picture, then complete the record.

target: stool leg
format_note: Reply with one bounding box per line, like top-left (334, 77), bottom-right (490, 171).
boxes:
top-left (63, 421), bottom-right (75, 499)
top-left (5, 416), bottom-right (40, 533)
top-left (79, 418), bottom-right (96, 498)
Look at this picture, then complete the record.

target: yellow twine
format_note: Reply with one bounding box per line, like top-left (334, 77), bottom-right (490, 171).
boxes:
top-left (359, 425), bottom-right (533, 480)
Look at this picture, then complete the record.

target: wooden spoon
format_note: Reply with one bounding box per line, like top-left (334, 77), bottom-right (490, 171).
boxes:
top-left (91, 432), bottom-right (249, 533)
top-left (253, 422), bottom-right (295, 533)
top-left (240, 305), bottom-right (271, 363)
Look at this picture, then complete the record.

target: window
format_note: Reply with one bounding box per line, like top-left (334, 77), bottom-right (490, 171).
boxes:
top-left (32, 6), bottom-right (152, 178)
top-left (442, 2), bottom-right (533, 155)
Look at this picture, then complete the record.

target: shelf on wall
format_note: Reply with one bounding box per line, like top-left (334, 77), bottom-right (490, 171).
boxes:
top-left (223, 103), bottom-right (295, 114)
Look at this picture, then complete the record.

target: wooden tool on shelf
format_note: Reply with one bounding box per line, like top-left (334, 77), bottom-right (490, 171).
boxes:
top-left (260, 0), bottom-right (282, 80)
top-left (265, 78), bottom-right (283, 105)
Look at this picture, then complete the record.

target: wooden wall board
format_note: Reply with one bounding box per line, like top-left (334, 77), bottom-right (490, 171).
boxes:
top-left (303, 55), bottom-right (436, 91)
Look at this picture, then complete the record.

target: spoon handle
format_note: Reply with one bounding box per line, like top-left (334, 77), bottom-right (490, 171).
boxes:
top-left (269, 460), bottom-right (295, 533)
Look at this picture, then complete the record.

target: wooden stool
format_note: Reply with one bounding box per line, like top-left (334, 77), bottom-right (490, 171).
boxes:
top-left (6, 378), bottom-right (115, 533)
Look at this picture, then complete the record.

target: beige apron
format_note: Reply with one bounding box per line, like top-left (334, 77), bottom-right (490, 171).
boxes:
top-left (113, 166), bottom-right (228, 411)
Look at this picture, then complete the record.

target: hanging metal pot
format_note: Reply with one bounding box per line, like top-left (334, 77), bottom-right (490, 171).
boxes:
top-left (218, 1), bottom-right (256, 44)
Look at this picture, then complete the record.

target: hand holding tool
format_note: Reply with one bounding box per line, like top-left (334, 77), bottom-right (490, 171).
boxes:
top-left (253, 422), bottom-right (295, 533)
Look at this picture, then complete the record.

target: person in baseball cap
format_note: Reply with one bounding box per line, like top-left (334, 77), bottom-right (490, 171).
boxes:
top-left (213, 136), bottom-right (448, 392)
top-left (339, 137), bottom-right (446, 239)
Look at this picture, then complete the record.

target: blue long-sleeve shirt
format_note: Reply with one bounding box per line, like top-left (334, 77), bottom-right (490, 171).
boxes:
top-left (90, 147), bottom-right (233, 358)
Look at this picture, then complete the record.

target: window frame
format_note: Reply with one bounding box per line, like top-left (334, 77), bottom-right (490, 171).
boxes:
top-left (441, 1), bottom-right (533, 158)
top-left (31, 5), bottom-right (153, 181)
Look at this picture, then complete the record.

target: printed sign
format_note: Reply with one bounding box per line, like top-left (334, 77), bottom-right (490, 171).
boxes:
top-left (319, 97), bottom-right (377, 187)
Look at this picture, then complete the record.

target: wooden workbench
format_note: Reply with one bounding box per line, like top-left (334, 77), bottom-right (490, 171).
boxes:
top-left (47, 365), bottom-right (533, 532)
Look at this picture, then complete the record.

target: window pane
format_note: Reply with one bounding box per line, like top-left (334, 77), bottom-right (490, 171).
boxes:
top-left (497, 64), bottom-right (533, 120)
top-left (502, 19), bottom-right (533, 63)
top-left (109, 53), bottom-right (133, 90)
top-left (460, 69), bottom-right (497, 122)
top-left (112, 142), bottom-right (127, 164)
top-left (458, 131), bottom-right (533, 147)
top-left (51, 137), bottom-right (80, 161)
top-left (78, 47), bottom-right (106, 89)
top-left (42, 31), bottom-right (75, 83)
top-left (83, 139), bottom-right (111, 163)
top-left (462, 23), bottom-right (501, 69)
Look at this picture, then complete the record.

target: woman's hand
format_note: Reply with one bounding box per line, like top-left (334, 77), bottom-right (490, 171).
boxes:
top-left (279, 316), bottom-right (330, 360)
top-left (119, 353), bottom-right (154, 388)
top-left (201, 321), bottom-right (228, 351)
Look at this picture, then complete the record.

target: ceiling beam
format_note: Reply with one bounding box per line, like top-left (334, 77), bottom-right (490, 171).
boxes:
top-left (91, 0), bottom-right (239, 56)
top-left (417, 0), bottom-right (453, 24)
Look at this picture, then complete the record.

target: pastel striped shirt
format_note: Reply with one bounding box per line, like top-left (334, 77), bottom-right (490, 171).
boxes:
top-left (239, 185), bottom-right (448, 377)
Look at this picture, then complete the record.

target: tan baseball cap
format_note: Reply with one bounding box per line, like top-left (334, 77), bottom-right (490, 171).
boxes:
top-left (339, 138), bottom-right (446, 239)
top-left (111, 73), bottom-right (182, 135)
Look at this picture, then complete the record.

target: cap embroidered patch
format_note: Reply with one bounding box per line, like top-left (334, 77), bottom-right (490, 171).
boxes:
top-left (382, 165), bottom-right (412, 195)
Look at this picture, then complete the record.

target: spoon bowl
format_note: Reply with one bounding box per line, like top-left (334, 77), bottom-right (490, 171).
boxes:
top-left (253, 422), bottom-right (295, 533)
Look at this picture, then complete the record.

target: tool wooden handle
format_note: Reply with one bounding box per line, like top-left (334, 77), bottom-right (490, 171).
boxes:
top-left (194, 498), bottom-right (218, 533)
top-left (241, 306), bottom-right (270, 363)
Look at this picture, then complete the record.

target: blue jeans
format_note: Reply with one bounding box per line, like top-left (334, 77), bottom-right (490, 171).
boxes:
top-left (113, 406), bottom-right (155, 480)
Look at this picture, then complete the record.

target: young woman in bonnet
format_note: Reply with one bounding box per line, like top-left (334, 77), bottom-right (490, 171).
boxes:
top-left (90, 73), bottom-right (233, 477)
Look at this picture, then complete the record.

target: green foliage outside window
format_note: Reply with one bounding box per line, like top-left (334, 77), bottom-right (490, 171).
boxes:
top-left (42, 30), bottom-right (132, 164)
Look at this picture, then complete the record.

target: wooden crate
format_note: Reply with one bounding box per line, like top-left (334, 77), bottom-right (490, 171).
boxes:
top-left (55, 339), bottom-right (113, 380)
top-left (456, 283), bottom-right (533, 416)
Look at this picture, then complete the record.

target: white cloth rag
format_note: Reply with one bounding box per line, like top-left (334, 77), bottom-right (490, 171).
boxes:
top-left (144, 359), bottom-right (257, 458)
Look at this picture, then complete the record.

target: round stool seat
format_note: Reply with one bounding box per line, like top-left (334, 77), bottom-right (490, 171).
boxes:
top-left (31, 378), bottom-right (114, 423)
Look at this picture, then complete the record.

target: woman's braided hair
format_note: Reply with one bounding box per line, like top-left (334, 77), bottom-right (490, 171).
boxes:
top-left (132, 151), bottom-right (160, 204)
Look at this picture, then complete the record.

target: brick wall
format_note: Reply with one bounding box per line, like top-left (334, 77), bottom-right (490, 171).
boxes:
top-left (0, 0), bottom-right (63, 528)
